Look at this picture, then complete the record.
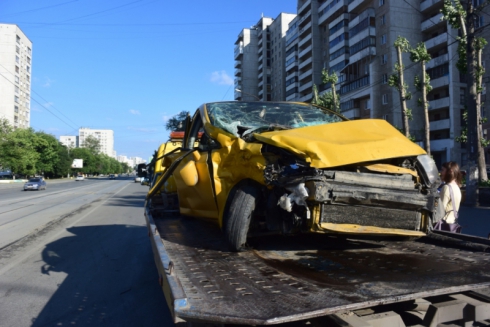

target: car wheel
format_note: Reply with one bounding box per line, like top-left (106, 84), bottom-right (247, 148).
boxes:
top-left (223, 182), bottom-right (260, 252)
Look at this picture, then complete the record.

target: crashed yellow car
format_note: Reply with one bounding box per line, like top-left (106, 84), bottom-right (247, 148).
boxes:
top-left (147, 101), bottom-right (442, 251)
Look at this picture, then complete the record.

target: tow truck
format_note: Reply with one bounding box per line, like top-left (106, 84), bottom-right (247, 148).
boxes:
top-left (144, 133), bottom-right (490, 327)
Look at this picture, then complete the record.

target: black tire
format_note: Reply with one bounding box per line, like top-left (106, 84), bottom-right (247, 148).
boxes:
top-left (223, 182), bottom-right (259, 252)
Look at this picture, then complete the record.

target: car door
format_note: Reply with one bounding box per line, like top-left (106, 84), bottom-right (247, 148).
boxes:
top-left (173, 110), bottom-right (219, 219)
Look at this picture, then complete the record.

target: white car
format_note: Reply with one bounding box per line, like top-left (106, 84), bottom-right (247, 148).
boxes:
top-left (75, 175), bottom-right (85, 181)
top-left (134, 177), bottom-right (141, 183)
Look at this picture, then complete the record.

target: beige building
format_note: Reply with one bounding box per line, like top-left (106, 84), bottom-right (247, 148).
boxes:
top-left (234, 13), bottom-right (297, 101)
top-left (235, 0), bottom-right (490, 167)
top-left (78, 128), bottom-right (115, 158)
top-left (0, 24), bottom-right (32, 129)
top-left (60, 135), bottom-right (78, 148)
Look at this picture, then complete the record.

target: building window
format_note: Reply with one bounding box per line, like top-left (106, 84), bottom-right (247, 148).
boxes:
top-left (15, 66), bottom-right (19, 73)
top-left (14, 106), bottom-right (19, 113)
top-left (382, 73), bottom-right (388, 84)
top-left (16, 46), bottom-right (20, 54)
top-left (27, 47), bottom-right (31, 55)
top-left (26, 66), bottom-right (30, 73)
top-left (381, 14), bottom-right (386, 25)
top-left (379, 0), bottom-right (385, 6)
top-left (365, 99), bottom-right (371, 109)
top-left (15, 86), bottom-right (19, 93)
top-left (381, 54), bottom-right (388, 64)
top-left (27, 57), bottom-right (31, 64)
top-left (15, 56), bottom-right (19, 63)
top-left (381, 34), bottom-right (386, 44)
top-left (14, 96), bottom-right (19, 103)
top-left (26, 74), bottom-right (30, 81)
top-left (16, 35), bottom-right (20, 44)
top-left (382, 94), bottom-right (388, 104)
top-left (15, 75), bottom-right (19, 84)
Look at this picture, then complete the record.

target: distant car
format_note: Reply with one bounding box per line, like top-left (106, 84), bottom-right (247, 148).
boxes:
top-left (75, 175), bottom-right (85, 181)
top-left (24, 177), bottom-right (47, 191)
top-left (134, 177), bottom-right (141, 183)
top-left (109, 174), bottom-right (115, 179)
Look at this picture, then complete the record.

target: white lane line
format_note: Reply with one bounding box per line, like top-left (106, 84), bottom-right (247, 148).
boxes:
top-left (0, 182), bottom-right (132, 276)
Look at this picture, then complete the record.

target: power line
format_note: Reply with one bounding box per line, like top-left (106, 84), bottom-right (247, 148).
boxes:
top-left (0, 1), bottom-right (78, 19)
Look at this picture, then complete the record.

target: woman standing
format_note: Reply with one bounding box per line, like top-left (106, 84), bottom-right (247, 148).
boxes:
top-left (439, 161), bottom-right (463, 224)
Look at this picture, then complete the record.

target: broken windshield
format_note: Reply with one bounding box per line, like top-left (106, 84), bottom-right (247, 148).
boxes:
top-left (205, 102), bottom-right (345, 137)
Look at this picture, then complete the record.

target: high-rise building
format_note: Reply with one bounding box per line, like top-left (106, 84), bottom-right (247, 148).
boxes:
top-left (0, 24), bottom-right (32, 129)
top-left (234, 13), bottom-right (297, 101)
top-left (78, 128), bottom-right (115, 157)
top-left (59, 135), bottom-right (78, 148)
top-left (235, 0), bottom-right (490, 167)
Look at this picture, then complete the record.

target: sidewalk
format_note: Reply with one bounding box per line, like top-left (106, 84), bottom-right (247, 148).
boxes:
top-left (459, 205), bottom-right (490, 239)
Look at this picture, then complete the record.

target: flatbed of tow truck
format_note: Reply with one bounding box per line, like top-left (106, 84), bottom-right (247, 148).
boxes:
top-left (145, 207), bottom-right (490, 326)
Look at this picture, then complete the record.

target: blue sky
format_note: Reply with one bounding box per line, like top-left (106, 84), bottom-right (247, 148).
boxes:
top-left (0, 0), bottom-right (297, 160)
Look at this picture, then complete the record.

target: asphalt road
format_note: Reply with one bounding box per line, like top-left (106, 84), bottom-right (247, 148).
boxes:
top-left (0, 177), bottom-right (174, 326)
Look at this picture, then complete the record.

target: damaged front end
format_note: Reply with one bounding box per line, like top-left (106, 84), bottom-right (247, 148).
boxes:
top-left (262, 144), bottom-right (440, 237)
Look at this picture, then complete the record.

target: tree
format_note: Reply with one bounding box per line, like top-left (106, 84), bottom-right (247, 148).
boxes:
top-left (165, 111), bottom-right (189, 131)
top-left (388, 36), bottom-right (412, 138)
top-left (410, 42), bottom-right (433, 155)
top-left (441, 0), bottom-right (488, 191)
top-left (0, 128), bottom-right (39, 176)
top-left (33, 132), bottom-right (60, 176)
top-left (83, 135), bottom-right (101, 155)
top-left (70, 147), bottom-right (95, 175)
top-left (312, 70), bottom-right (340, 113)
top-left (53, 143), bottom-right (72, 178)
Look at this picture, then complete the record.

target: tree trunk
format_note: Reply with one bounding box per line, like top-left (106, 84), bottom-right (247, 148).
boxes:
top-left (476, 47), bottom-right (488, 181)
top-left (422, 62), bottom-right (430, 155)
top-left (396, 46), bottom-right (410, 137)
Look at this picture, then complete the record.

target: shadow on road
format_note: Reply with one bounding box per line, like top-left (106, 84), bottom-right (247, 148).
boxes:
top-left (32, 225), bottom-right (173, 326)
top-left (105, 194), bottom-right (147, 208)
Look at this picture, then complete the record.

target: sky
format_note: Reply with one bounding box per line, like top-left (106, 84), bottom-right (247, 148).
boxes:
top-left (0, 0), bottom-right (297, 160)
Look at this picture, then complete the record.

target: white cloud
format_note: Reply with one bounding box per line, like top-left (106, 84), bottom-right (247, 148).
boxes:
top-left (210, 70), bottom-right (233, 85)
top-left (129, 109), bottom-right (140, 115)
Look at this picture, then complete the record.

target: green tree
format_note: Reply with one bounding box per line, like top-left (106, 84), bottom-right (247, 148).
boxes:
top-left (83, 135), bottom-right (101, 155)
top-left (0, 128), bottom-right (39, 176)
top-left (312, 70), bottom-right (340, 113)
top-left (70, 147), bottom-right (95, 175)
top-left (53, 143), bottom-right (72, 178)
top-left (441, 0), bottom-right (488, 188)
top-left (410, 42), bottom-right (432, 155)
top-left (165, 111), bottom-right (189, 131)
top-left (388, 36), bottom-right (412, 138)
top-left (33, 132), bottom-right (60, 176)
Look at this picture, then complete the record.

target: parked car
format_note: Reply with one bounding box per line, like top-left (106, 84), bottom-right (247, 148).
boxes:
top-left (148, 101), bottom-right (442, 251)
top-left (109, 174), bottom-right (115, 179)
top-left (24, 177), bottom-right (47, 191)
top-left (134, 177), bottom-right (142, 183)
top-left (75, 175), bottom-right (85, 181)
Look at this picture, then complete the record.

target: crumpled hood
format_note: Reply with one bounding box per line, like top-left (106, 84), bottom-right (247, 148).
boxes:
top-left (254, 119), bottom-right (426, 168)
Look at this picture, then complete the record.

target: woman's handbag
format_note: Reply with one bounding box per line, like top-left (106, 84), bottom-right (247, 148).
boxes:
top-left (433, 184), bottom-right (462, 233)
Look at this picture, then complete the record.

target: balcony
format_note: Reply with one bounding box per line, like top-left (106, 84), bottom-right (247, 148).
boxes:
top-left (341, 107), bottom-right (361, 119)
top-left (286, 93), bottom-right (299, 101)
top-left (299, 81), bottom-right (313, 92)
top-left (258, 80), bottom-right (264, 88)
top-left (300, 93), bottom-right (313, 102)
top-left (258, 37), bottom-right (263, 47)
top-left (234, 68), bottom-right (241, 76)
top-left (234, 60), bottom-right (241, 68)
top-left (349, 45), bottom-right (376, 64)
top-left (298, 0), bottom-right (312, 15)
top-left (299, 44), bottom-right (313, 59)
top-left (234, 44), bottom-right (243, 59)
top-left (299, 21), bottom-right (312, 36)
top-left (329, 53), bottom-right (348, 67)
top-left (286, 70), bottom-right (299, 80)
top-left (348, 0), bottom-right (369, 13)
top-left (298, 33), bottom-right (312, 47)
top-left (286, 82), bottom-right (299, 92)
top-left (426, 53), bottom-right (449, 70)
top-left (430, 75), bottom-right (450, 89)
top-left (258, 71), bottom-right (263, 80)
top-left (298, 57), bottom-right (312, 70)
top-left (428, 96), bottom-right (450, 110)
top-left (420, 0), bottom-right (443, 13)
top-left (319, 0), bottom-right (348, 25)
top-left (421, 13), bottom-right (444, 32)
top-left (424, 32), bottom-right (448, 51)
top-left (258, 63), bottom-right (263, 72)
top-left (430, 118), bottom-right (450, 131)
top-left (299, 68), bottom-right (313, 82)
top-left (349, 26), bottom-right (375, 46)
top-left (430, 138), bottom-right (453, 151)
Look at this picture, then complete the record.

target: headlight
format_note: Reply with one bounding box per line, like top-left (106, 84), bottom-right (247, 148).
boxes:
top-left (416, 154), bottom-right (440, 187)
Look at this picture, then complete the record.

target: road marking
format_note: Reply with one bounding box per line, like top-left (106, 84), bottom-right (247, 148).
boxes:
top-left (0, 183), bottom-right (132, 276)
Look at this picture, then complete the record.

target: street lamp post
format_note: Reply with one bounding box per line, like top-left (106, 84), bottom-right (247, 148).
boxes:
top-left (235, 88), bottom-right (261, 101)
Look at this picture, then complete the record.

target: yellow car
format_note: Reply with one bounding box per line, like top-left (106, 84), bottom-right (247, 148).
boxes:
top-left (147, 101), bottom-right (442, 251)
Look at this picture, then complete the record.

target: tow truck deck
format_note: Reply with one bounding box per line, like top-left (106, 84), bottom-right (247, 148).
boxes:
top-left (145, 208), bottom-right (490, 326)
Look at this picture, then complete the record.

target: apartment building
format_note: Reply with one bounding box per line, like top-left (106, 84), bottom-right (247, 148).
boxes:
top-left (59, 135), bottom-right (79, 148)
top-left (234, 13), bottom-right (296, 101)
top-left (236, 0), bottom-right (490, 167)
top-left (78, 128), bottom-right (115, 157)
top-left (0, 24), bottom-right (32, 129)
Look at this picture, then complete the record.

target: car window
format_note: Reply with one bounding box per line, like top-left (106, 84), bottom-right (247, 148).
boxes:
top-left (206, 102), bottom-right (345, 136)
top-left (29, 178), bottom-right (40, 182)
